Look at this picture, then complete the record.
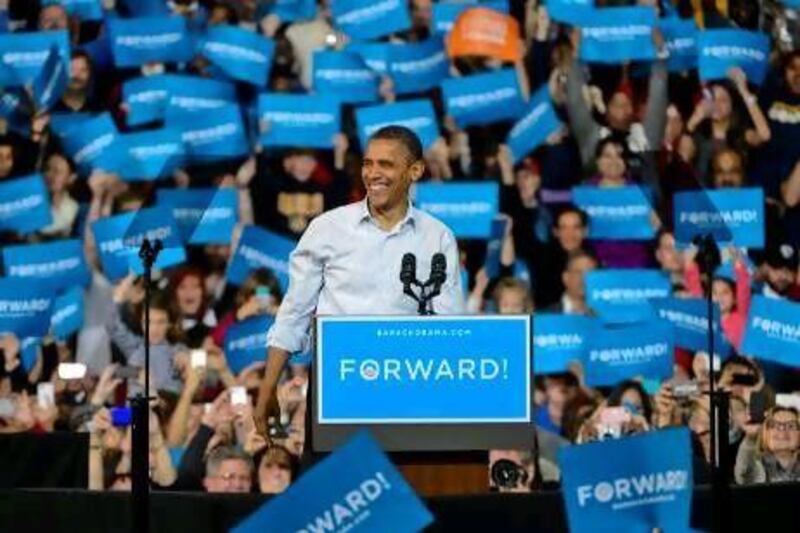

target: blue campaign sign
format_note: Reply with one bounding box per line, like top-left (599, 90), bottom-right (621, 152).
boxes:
top-left (0, 279), bottom-right (54, 338)
top-left (0, 174), bottom-right (52, 235)
top-left (698, 30), bottom-right (770, 85)
top-left (20, 337), bottom-right (41, 374)
top-left (431, 1), bottom-right (508, 34)
top-left (741, 296), bottom-right (800, 367)
top-left (32, 44), bottom-right (68, 111)
top-left (49, 112), bottom-right (96, 137)
top-left (348, 41), bottom-right (389, 74)
top-left (51, 0), bottom-right (103, 21)
top-left (232, 431), bottom-right (433, 533)
top-left (157, 188), bottom-right (238, 244)
top-left (312, 50), bottom-right (379, 104)
top-left (674, 188), bottom-right (764, 249)
top-left (533, 314), bottom-right (596, 375)
top-left (164, 75), bottom-right (238, 113)
top-left (585, 320), bottom-right (674, 386)
top-left (227, 225), bottom-right (295, 290)
top-left (386, 37), bottom-right (449, 95)
top-left (198, 25), bottom-right (274, 87)
top-left (0, 11), bottom-right (7, 33)
top-left (116, 128), bottom-right (185, 181)
top-left (586, 269), bottom-right (671, 324)
top-left (119, 0), bottom-right (169, 16)
top-left (659, 16), bottom-right (698, 72)
top-left (331, 0), bottom-right (412, 41)
top-left (59, 113), bottom-right (122, 175)
top-left (257, 93), bottom-right (341, 149)
top-left (579, 7), bottom-right (657, 64)
top-left (572, 185), bottom-right (655, 241)
top-left (264, 0), bottom-right (317, 22)
top-left (355, 99), bottom-right (440, 151)
top-left (167, 103), bottom-right (249, 163)
top-left (483, 217), bottom-right (508, 279)
top-left (317, 316), bottom-right (531, 423)
top-left (559, 428), bottom-right (693, 533)
top-left (2, 240), bottom-right (90, 293)
top-left (224, 315), bottom-right (274, 375)
top-left (546, 0), bottom-right (594, 27)
top-left (108, 16), bottom-right (193, 68)
top-left (506, 85), bottom-right (562, 163)
top-left (0, 30), bottom-right (69, 86)
top-left (650, 297), bottom-right (732, 358)
top-left (442, 68), bottom-right (526, 128)
top-left (415, 182), bottom-right (499, 239)
top-left (122, 75), bottom-right (170, 126)
top-left (50, 287), bottom-right (84, 340)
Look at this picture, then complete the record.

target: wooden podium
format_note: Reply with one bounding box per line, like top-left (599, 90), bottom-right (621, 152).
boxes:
top-left (392, 451), bottom-right (489, 496)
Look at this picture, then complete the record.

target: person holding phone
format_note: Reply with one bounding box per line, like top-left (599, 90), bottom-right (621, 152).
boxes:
top-left (735, 406), bottom-right (800, 484)
top-left (210, 269), bottom-right (283, 348)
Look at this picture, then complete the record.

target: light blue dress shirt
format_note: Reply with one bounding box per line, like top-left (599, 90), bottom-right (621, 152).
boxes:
top-left (267, 200), bottom-right (465, 353)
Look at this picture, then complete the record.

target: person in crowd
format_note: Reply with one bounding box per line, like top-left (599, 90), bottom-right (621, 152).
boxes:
top-left (547, 250), bottom-right (598, 315)
top-left (40, 151), bottom-right (79, 238)
top-left (211, 268), bottom-right (283, 348)
top-left (254, 445), bottom-right (296, 494)
top-left (755, 243), bottom-right (800, 301)
top-left (169, 267), bottom-right (217, 349)
top-left (203, 446), bottom-right (254, 493)
top-left (735, 406), bottom-right (800, 484)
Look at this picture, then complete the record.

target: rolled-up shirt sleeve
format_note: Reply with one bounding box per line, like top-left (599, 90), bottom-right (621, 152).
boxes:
top-left (266, 220), bottom-right (325, 354)
top-left (433, 229), bottom-right (466, 315)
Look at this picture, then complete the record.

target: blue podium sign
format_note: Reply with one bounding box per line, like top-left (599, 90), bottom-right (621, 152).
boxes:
top-left (317, 315), bottom-right (530, 424)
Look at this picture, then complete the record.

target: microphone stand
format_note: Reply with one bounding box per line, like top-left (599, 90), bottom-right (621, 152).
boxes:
top-left (132, 238), bottom-right (162, 533)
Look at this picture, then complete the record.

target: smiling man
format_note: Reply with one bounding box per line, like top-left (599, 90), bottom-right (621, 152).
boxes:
top-left (254, 126), bottom-right (464, 451)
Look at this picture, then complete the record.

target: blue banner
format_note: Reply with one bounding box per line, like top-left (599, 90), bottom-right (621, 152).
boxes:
top-left (0, 30), bottom-right (69, 87)
top-left (534, 314), bottom-right (596, 375)
top-left (122, 75), bottom-right (169, 126)
top-left (659, 16), bottom-right (698, 72)
top-left (318, 316), bottom-right (530, 422)
top-left (50, 287), bottom-right (84, 340)
top-left (0, 11), bottom-right (7, 33)
top-left (741, 296), bottom-right (800, 367)
top-left (349, 41), bottom-right (389, 74)
top-left (157, 188), bottom-right (238, 244)
top-left (227, 225), bottom-right (295, 290)
top-left (431, 1), bottom-right (508, 34)
top-left (0, 174), bottom-right (52, 235)
top-left (586, 269), bottom-right (671, 324)
top-left (49, 112), bottom-right (96, 137)
top-left (167, 103), bottom-right (249, 163)
top-left (32, 44), bottom-right (68, 111)
top-left (124, 74), bottom-right (236, 126)
top-left (674, 188), bottom-right (764, 249)
top-left (49, 0), bottom-right (103, 21)
top-left (2, 240), bottom-right (90, 293)
top-left (332, 0), bottom-right (412, 41)
top-left (92, 207), bottom-right (185, 281)
top-left (579, 7), bottom-right (657, 64)
top-left (355, 99), bottom-right (440, 151)
top-left (116, 128), bottom-right (185, 182)
top-left (232, 431), bottom-right (433, 533)
top-left (264, 0), bottom-right (317, 22)
top-left (108, 16), bottom-right (193, 68)
top-left (198, 25), bottom-right (274, 87)
top-left (415, 182), bottom-right (499, 239)
top-left (506, 85), bottom-right (561, 163)
top-left (649, 297), bottom-right (732, 358)
top-left (546, 0), bottom-right (594, 27)
top-left (483, 217), bottom-right (508, 279)
top-left (312, 50), bottom-right (379, 104)
top-left (0, 91), bottom-right (27, 134)
top-left (572, 185), bottom-right (655, 241)
top-left (386, 38), bottom-right (449, 94)
top-left (59, 112), bottom-right (123, 175)
top-left (20, 337), bottom-right (41, 373)
top-left (0, 279), bottom-right (53, 338)
top-left (559, 428), bottom-right (693, 533)
top-left (119, 0), bottom-right (169, 16)
top-left (585, 320), bottom-right (674, 386)
top-left (697, 30), bottom-right (770, 85)
top-left (224, 315), bottom-right (274, 375)
top-left (442, 68), bottom-right (526, 128)
top-left (257, 93), bottom-right (341, 149)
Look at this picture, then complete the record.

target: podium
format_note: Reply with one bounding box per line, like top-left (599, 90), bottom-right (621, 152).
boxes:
top-left (311, 315), bottom-right (534, 496)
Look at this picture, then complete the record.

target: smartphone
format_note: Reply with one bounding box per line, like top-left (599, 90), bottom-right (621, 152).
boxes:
top-left (673, 380), bottom-right (699, 399)
top-left (110, 406), bottom-right (133, 427)
top-left (190, 349), bottom-right (207, 369)
top-left (37, 383), bottom-right (55, 409)
top-left (731, 373), bottom-right (758, 387)
top-left (600, 407), bottom-right (631, 426)
top-left (230, 386), bottom-right (248, 406)
top-left (0, 398), bottom-right (14, 417)
top-left (58, 362), bottom-right (87, 380)
top-left (749, 390), bottom-right (769, 424)
top-left (113, 366), bottom-right (141, 380)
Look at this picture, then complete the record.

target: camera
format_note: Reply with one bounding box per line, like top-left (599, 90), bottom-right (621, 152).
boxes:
top-left (490, 459), bottom-right (529, 490)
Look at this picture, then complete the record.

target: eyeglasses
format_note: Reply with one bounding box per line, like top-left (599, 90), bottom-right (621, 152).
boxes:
top-left (766, 421), bottom-right (800, 432)
top-left (218, 472), bottom-right (252, 483)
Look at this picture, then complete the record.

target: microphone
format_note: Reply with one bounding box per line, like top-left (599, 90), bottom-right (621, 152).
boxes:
top-left (400, 253), bottom-right (417, 287)
top-left (429, 253), bottom-right (447, 288)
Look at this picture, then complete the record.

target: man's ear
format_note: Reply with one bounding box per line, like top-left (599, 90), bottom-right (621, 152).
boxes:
top-left (409, 160), bottom-right (425, 182)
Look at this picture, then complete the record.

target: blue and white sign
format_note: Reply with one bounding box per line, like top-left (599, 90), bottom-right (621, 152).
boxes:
top-left (331, 0), bottom-right (412, 41)
top-left (263, 0), bottom-right (317, 22)
top-left (232, 431), bottom-right (433, 533)
top-left (355, 99), bottom-right (440, 151)
top-left (506, 85), bottom-right (561, 164)
top-left (484, 217), bottom-right (508, 279)
top-left (117, 128), bottom-right (185, 181)
top-left (168, 103), bottom-right (249, 163)
top-left (2, 240), bottom-right (90, 293)
top-left (586, 269), bottom-right (671, 324)
top-left (199, 25), bottom-right (274, 87)
top-left (659, 16), bottom-right (698, 72)
top-left (534, 314), bottom-right (595, 375)
top-left (0, 279), bottom-right (53, 338)
top-left (122, 75), bottom-right (170, 126)
top-left (579, 7), bottom-right (657, 64)
top-left (0, 30), bottom-right (69, 86)
top-left (32, 44), bottom-right (68, 111)
top-left (431, 1), bottom-right (508, 34)
top-left (165, 75), bottom-right (237, 113)
top-left (559, 428), bottom-right (693, 533)
top-left (546, 0), bottom-right (593, 27)
top-left (119, 0), bottom-right (169, 16)
top-left (698, 30), bottom-right (770, 85)
top-left (312, 50), bottom-right (379, 104)
top-left (0, 174), bottom-right (52, 235)
top-left (50, 287), bottom-right (84, 340)
top-left (157, 188), bottom-right (238, 244)
top-left (49, 0), bottom-right (103, 21)
top-left (650, 297), bottom-right (732, 358)
top-left (442, 68), bottom-right (526, 128)
top-left (59, 112), bottom-right (122, 175)
top-left (224, 315), bottom-right (274, 375)
top-left (573, 185), bottom-right (655, 241)
top-left (415, 182), bottom-right (499, 239)
top-left (386, 38), bottom-right (449, 94)
top-left (674, 188), bottom-right (764, 249)
top-left (741, 296), bottom-right (800, 367)
top-left (317, 316), bottom-right (531, 423)
top-left (108, 16), bottom-right (193, 68)
top-left (49, 112), bottom-right (95, 137)
top-left (585, 320), bottom-right (674, 386)
top-left (257, 93), bottom-right (341, 149)
top-left (227, 225), bottom-right (295, 290)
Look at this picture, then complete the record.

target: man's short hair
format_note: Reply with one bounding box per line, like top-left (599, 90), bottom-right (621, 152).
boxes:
top-left (205, 446), bottom-right (254, 478)
top-left (368, 125), bottom-right (423, 163)
top-left (555, 205), bottom-right (589, 228)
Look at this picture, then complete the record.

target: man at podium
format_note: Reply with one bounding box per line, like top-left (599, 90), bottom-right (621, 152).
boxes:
top-left (254, 126), bottom-right (465, 446)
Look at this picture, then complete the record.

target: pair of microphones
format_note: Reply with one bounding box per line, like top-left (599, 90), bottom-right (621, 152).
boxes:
top-left (400, 252), bottom-right (447, 315)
